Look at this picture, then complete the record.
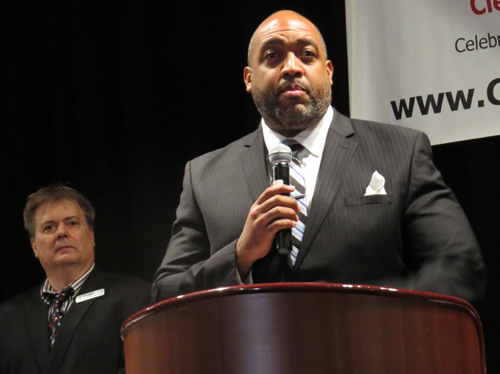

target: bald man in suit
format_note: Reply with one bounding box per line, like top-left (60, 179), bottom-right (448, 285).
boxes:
top-left (152, 11), bottom-right (484, 304)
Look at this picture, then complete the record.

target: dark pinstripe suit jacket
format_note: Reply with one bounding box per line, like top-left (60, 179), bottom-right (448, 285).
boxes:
top-left (153, 109), bottom-right (484, 304)
top-left (0, 269), bottom-right (150, 374)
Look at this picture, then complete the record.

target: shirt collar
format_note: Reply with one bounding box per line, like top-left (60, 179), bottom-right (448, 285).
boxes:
top-left (40, 263), bottom-right (95, 303)
top-left (262, 106), bottom-right (333, 157)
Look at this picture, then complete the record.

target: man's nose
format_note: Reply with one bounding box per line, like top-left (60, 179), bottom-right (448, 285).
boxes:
top-left (281, 53), bottom-right (304, 78)
top-left (56, 224), bottom-right (68, 238)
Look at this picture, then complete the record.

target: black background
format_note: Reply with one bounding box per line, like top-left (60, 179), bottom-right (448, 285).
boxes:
top-left (1, 0), bottom-right (498, 371)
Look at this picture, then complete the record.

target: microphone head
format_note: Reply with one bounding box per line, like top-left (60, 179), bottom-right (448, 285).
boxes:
top-left (269, 144), bottom-right (292, 165)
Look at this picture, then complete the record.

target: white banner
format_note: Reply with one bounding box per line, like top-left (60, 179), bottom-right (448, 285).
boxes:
top-left (345, 0), bottom-right (500, 145)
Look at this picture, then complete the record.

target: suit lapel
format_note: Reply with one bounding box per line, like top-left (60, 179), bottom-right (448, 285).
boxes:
top-left (293, 110), bottom-right (357, 271)
top-left (242, 127), bottom-right (270, 202)
top-left (47, 269), bottom-right (105, 373)
top-left (24, 289), bottom-right (50, 374)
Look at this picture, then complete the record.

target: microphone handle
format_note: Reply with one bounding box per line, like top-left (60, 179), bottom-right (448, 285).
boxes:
top-left (273, 162), bottom-right (293, 255)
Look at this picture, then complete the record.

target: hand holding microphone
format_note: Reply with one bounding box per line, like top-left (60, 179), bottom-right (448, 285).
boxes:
top-left (235, 144), bottom-right (300, 278)
top-left (268, 144), bottom-right (294, 255)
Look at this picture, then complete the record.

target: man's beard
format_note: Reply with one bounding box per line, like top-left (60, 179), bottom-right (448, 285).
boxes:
top-left (252, 79), bottom-right (331, 135)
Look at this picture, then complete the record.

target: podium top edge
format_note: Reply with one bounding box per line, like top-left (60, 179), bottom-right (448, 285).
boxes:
top-left (121, 282), bottom-right (479, 335)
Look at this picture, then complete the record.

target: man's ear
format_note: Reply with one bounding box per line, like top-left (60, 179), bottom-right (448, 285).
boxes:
top-left (243, 67), bottom-right (252, 92)
top-left (326, 60), bottom-right (334, 85)
top-left (31, 238), bottom-right (39, 258)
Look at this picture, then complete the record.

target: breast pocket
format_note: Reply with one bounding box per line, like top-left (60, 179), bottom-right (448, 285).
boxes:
top-left (344, 195), bottom-right (393, 206)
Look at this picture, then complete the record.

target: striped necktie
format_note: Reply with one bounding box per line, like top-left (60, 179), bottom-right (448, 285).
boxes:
top-left (281, 139), bottom-right (307, 265)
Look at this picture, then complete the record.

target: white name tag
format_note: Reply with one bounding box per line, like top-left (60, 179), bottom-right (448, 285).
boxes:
top-left (76, 288), bottom-right (105, 303)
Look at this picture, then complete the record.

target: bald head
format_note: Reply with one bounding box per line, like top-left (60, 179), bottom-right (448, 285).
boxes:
top-left (242, 10), bottom-right (333, 137)
top-left (247, 10), bottom-right (328, 66)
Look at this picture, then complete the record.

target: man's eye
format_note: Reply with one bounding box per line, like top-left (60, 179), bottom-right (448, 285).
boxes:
top-left (44, 225), bottom-right (54, 232)
top-left (302, 50), bottom-right (316, 57)
top-left (265, 52), bottom-right (277, 60)
top-left (69, 221), bottom-right (78, 226)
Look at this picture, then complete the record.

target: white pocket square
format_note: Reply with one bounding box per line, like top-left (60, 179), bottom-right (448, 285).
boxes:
top-left (364, 171), bottom-right (387, 196)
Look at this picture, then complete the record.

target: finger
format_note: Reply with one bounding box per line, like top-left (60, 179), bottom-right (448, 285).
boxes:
top-left (255, 206), bottom-right (299, 232)
top-left (267, 218), bottom-right (297, 233)
top-left (248, 197), bottom-right (299, 224)
top-left (255, 184), bottom-right (295, 205)
top-left (259, 194), bottom-right (301, 214)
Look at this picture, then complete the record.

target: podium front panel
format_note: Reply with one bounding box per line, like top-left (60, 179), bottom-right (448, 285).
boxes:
top-left (121, 283), bottom-right (485, 374)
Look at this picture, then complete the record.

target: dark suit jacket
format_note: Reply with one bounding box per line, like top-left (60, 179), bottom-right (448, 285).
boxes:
top-left (0, 269), bottom-right (151, 374)
top-left (152, 109), bottom-right (484, 304)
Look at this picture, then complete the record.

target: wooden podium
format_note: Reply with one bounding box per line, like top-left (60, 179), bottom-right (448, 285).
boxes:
top-left (121, 283), bottom-right (486, 374)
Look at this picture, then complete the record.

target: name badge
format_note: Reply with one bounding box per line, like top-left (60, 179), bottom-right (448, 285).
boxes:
top-left (76, 288), bottom-right (105, 303)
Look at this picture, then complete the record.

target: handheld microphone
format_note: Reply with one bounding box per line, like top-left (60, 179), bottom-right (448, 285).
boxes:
top-left (268, 144), bottom-right (293, 255)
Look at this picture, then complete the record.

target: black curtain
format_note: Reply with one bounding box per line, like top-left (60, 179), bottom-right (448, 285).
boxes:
top-left (433, 136), bottom-right (500, 373)
top-left (1, 0), bottom-right (498, 371)
top-left (1, 0), bottom-right (349, 295)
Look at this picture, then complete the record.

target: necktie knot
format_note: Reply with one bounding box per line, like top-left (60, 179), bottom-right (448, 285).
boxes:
top-left (280, 139), bottom-right (304, 156)
top-left (54, 292), bottom-right (68, 302)
top-left (52, 289), bottom-right (73, 305)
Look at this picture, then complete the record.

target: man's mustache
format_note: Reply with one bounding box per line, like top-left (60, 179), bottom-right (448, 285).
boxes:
top-left (277, 80), bottom-right (310, 95)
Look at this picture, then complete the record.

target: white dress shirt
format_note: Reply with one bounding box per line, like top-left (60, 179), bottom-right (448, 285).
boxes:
top-left (262, 106), bottom-right (334, 208)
